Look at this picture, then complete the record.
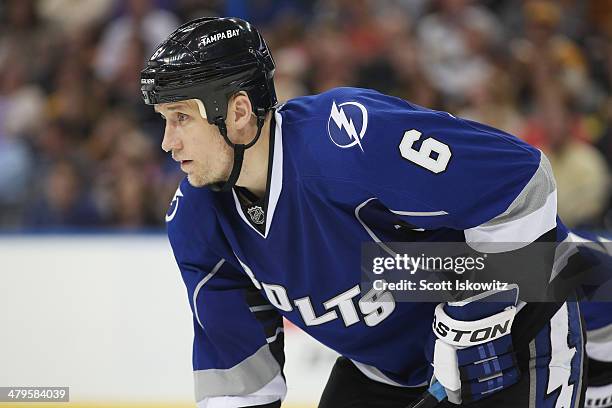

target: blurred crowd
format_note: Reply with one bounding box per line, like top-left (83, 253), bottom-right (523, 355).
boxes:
top-left (0, 0), bottom-right (610, 230)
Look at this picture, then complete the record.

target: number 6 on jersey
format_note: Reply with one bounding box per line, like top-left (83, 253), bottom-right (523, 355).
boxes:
top-left (399, 129), bottom-right (451, 173)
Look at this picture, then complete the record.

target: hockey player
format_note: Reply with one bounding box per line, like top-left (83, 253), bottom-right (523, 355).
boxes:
top-left (141, 17), bottom-right (588, 407)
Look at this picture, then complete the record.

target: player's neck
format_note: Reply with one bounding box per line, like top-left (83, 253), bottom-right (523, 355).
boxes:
top-left (235, 111), bottom-right (273, 198)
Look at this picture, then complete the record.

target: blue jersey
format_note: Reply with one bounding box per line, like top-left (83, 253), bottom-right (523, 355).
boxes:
top-left (166, 88), bottom-right (583, 406)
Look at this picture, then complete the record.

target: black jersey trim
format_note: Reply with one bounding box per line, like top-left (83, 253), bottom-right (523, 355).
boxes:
top-left (231, 111), bottom-right (282, 238)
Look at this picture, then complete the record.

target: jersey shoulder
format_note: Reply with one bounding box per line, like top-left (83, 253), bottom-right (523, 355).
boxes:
top-left (279, 86), bottom-right (429, 125)
top-left (276, 87), bottom-right (432, 177)
top-left (165, 178), bottom-right (224, 257)
top-left (277, 86), bottom-right (539, 181)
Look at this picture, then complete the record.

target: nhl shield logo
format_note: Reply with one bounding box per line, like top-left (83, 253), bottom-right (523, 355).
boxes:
top-left (247, 206), bottom-right (265, 225)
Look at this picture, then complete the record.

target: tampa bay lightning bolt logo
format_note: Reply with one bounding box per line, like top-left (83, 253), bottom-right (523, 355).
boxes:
top-left (327, 100), bottom-right (369, 151)
top-left (165, 187), bottom-right (183, 222)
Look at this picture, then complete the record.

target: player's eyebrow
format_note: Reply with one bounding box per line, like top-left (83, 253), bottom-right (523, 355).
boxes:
top-left (155, 102), bottom-right (191, 113)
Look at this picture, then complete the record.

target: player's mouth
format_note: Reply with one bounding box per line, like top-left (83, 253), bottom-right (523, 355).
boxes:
top-left (180, 160), bottom-right (193, 170)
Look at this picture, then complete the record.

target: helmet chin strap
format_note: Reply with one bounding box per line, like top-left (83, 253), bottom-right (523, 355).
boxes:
top-left (210, 108), bottom-right (266, 192)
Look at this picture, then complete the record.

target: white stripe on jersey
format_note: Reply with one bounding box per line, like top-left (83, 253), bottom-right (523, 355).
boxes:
top-left (465, 190), bottom-right (557, 253)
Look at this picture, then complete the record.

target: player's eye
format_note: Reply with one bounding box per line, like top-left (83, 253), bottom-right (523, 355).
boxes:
top-left (177, 113), bottom-right (189, 122)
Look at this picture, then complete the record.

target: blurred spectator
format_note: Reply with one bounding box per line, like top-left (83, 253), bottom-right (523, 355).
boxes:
top-left (304, 22), bottom-right (356, 93)
top-left (524, 91), bottom-right (609, 228)
top-left (0, 0), bottom-right (608, 230)
top-left (0, 47), bottom-right (43, 226)
top-left (46, 49), bottom-right (98, 138)
top-left (87, 110), bottom-right (167, 228)
top-left (224, 0), bottom-right (309, 27)
top-left (95, 0), bottom-right (179, 82)
top-left (107, 34), bottom-right (149, 111)
top-left (274, 47), bottom-right (309, 102)
top-left (25, 159), bottom-right (102, 227)
top-left (457, 66), bottom-right (523, 135)
top-left (587, 0), bottom-right (612, 38)
top-left (510, 0), bottom-right (592, 109)
top-left (37, 0), bottom-right (113, 35)
top-left (0, 134), bottom-right (32, 227)
top-left (416, 0), bottom-right (501, 102)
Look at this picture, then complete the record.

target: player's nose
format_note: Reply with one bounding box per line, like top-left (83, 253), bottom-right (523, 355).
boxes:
top-left (161, 126), bottom-right (182, 153)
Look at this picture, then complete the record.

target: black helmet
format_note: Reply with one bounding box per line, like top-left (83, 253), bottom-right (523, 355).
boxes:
top-left (140, 17), bottom-right (277, 191)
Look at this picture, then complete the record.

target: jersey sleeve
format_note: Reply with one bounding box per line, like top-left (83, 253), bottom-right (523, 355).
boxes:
top-left (167, 181), bottom-right (286, 407)
top-left (368, 98), bottom-right (558, 252)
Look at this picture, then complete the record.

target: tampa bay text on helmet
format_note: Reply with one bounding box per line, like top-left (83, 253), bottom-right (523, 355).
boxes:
top-left (140, 17), bottom-right (277, 192)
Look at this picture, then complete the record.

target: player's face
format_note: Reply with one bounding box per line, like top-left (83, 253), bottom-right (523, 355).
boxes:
top-left (155, 100), bottom-right (233, 187)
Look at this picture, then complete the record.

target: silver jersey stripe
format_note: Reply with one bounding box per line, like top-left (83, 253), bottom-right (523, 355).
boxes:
top-left (574, 302), bottom-right (585, 408)
top-left (587, 324), bottom-right (612, 344)
top-left (389, 209), bottom-right (448, 216)
top-left (482, 151), bottom-right (556, 227)
top-left (266, 327), bottom-right (284, 343)
top-left (194, 344), bottom-right (281, 399)
top-left (465, 190), bottom-right (557, 252)
top-left (193, 260), bottom-right (226, 330)
top-left (551, 232), bottom-right (608, 284)
top-left (196, 372), bottom-right (287, 407)
top-left (465, 151), bottom-right (557, 252)
top-left (249, 304), bottom-right (275, 313)
top-left (529, 338), bottom-right (537, 408)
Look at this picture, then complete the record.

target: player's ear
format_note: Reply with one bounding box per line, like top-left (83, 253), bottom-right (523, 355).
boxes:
top-left (228, 91), bottom-right (253, 133)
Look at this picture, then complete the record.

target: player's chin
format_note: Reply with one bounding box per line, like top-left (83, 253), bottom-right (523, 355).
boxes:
top-left (186, 172), bottom-right (224, 189)
top-left (186, 173), bottom-right (208, 188)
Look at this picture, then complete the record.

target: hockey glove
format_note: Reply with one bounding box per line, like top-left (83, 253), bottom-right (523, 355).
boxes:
top-left (585, 357), bottom-right (612, 408)
top-left (427, 288), bottom-right (520, 404)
